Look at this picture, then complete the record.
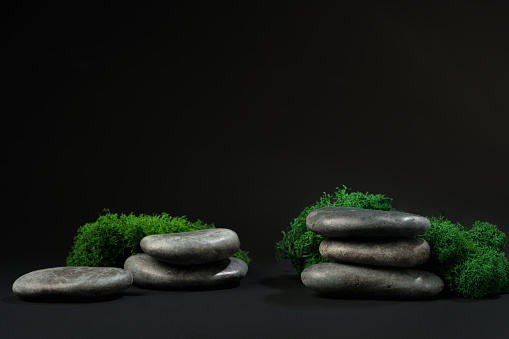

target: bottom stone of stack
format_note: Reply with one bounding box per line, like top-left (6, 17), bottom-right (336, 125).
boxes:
top-left (124, 253), bottom-right (248, 289)
top-left (301, 262), bottom-right (443, 298)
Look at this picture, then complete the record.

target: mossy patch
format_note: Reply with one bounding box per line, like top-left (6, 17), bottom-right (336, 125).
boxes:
top-left (418, 217), bottom-right (509, 298)
top-left (67, 210), bottom-right (250, 267)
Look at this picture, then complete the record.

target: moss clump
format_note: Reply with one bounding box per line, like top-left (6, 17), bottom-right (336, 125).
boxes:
top-left (67, 210), bottom-right (251, 267)
top-left (418, 217), bottom-right (509, 298)
top-left (466, 221), bottom-right (507, 253)
top-left (453, 249), bottom-right (509, 298)
top-left (275, 186), bottom-right (394, 272)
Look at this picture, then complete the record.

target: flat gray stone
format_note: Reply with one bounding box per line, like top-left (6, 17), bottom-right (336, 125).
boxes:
top-left (140, 228), bottom-right (240, 265)
top-left (12, 267), bottom-right (133, 300)
top-left (306, 207), bottom-right (431, 237)
top-left (319, 237), bottom-right (430, 267)
top-left (124, 253), bottom-right (248, 289)
top-left (301, 262), bottom-right (443, 298)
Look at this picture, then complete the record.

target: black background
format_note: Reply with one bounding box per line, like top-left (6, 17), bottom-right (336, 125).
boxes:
top-left (3, 1), bottom-right (509, 338)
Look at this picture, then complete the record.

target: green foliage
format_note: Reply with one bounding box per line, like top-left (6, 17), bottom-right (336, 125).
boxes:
top-left (275, 186), bottom-right (394, 272)
top-left (67, 210), bottom-right (250, 267)
top-left (232, 249), bottom-right (251, 265)
top-left (466, 221), bottom-right (507, 253)
top-left (418, 217), bottom-right (509, 298)
top-left (417, 217), bottom-right (471, 272)
top-left (452, 249), bottom-right (509, 298)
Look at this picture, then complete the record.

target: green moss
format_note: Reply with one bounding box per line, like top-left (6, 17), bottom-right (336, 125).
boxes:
top-left (418, 217), bottom-right (509, 298)
top-left (416, 217), bottom-right (471, 274)
top-left (466, 221), bottom-right (507, 253)
top-left (275, 186), bottom-right (394, 272)
top-left (231, 248), bottom-right (251, 265)
top-left (452, 248), bottom-right (509, 298)
top-left (67, 210), bottom-right (250, 267)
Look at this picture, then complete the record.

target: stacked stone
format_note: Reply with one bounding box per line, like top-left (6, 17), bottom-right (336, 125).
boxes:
top-left (124, 228), bottom-right (248, 289)
top-left (301, 207), bottom-right (444, 298)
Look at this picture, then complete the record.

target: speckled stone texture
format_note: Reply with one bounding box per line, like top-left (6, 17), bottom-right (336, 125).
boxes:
top-left (124, 253), bottom-right (248, 289)
top-left (301, 262), bottom-right (444, 298)
top-left (319, 237), bottom-right (430, 267)
top-left (306, 206), bottom-right (431, 237)
top-left (12, 267), bottom-right (133, 300)
top-left (140, 228), bottom-right (240, 265)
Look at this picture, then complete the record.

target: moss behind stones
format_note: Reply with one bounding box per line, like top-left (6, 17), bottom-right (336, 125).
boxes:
top-left (277, 186), bottom-right (509, 298)
top-left (67, 211), bottom-right (250, 267)
top-left (275, 186), bottom-right (394, 272)
top-left (466, 221), bottom-right (507, 253)
top-left (417, 217), bottom-right (509, 298)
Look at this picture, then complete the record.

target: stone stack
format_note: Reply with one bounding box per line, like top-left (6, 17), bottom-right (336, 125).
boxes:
top-left (301, 207), bottom-right (444, 298)
top-left (124, 228), bottom-right (248, 289)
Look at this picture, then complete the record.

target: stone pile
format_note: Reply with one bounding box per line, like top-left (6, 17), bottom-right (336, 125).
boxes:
top-left (124, 228), bottom-right (248, 289)
top-left (301, 206), bottom-right (444, 298)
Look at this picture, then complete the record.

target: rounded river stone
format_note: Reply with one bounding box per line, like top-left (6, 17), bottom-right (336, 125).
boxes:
top-left (140, 228), bottom-right (240, 265)
top-left (124, 253), bottom-right (248, 289)
top-left (319, 237), bottom-right (430, 267)
top-left (306, 206), bottom-right (431, 237)
top-left (12, 267), bottom-right (133, 300)
top-left (301, 262), bottom-right (444, 298)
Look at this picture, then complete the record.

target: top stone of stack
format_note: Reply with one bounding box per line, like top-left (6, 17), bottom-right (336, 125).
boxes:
top-left (306, 207), bottom-right (431, 237)
top-left (140, 228), bottom-right (240, 265)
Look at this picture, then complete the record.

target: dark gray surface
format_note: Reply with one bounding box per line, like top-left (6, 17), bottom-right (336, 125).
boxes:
top-left (12, 267), bottom-right (132, 300)
top-left (307, 207), bottom-right (431, 237)
top-left (124, 253), bottom-right (247, 289)
top-left (1, 254), bottom-right (509, 339)
top-left (320, 237), bottom-right (430, 267)
top-left (301, 262), bottom-right (443, 298)
top-left (140, 228), bottom-right (240, 265)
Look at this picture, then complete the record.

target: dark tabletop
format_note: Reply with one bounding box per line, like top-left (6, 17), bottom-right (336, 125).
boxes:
top-left (2, 252), bottom-right (508, 339)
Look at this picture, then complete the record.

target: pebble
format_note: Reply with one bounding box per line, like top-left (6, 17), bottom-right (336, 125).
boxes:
top-left (319, 237), bottom-right (430, 267)
top-left (306, 206), bottom-right (431, 237)
top-left (140, 228), bottom-right (240, 265)
top-left (301, 262), bottom-right (444, 298)
top-left (12, 267), bottom-right (133, 300)
top-left (124, 253), bottom-right (248, 289)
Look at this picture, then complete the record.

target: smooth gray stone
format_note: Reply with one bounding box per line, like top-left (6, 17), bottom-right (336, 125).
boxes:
top-left (124, 253), bottom-right (248, 289)
top-left (320, 237), bottom-right (430, 267)
top-left (306, 206), bottom-right (431, 237)
top-left (12, 267), bottom-right (133, 300)
top-left (301, 262), bottom-right (443, 298)
top-left (140, 228), bottom-right (240, 265)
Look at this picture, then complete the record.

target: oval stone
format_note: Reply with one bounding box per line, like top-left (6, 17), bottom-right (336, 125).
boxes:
top-left (140, 228), bottom-right (240, 265)
top-left (319, 237), bottom-right (430, 267)
top-left (12, 267), bottom-right (133, 300)
top-left (306, 207), bottom-right (431, 237)
top-left (124, 253), bottom-right (248, 289)
top-left (301, 262), bottom-right (444, 298)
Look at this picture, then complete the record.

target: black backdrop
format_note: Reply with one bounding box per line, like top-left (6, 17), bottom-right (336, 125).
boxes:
top-left (3, 2), bottom-right (509, 337)
top-left (5, 1), bottom-right (509, 260)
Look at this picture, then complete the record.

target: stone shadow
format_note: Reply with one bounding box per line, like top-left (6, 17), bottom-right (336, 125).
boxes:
top-left (1, 294), bottom-right (124, 304)
top-left (127, 281), bottom-right (241, 293)
top-left (440, 292), bottom-right (501, 303)
top-left (259, 273), bottom-right (442, 309)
